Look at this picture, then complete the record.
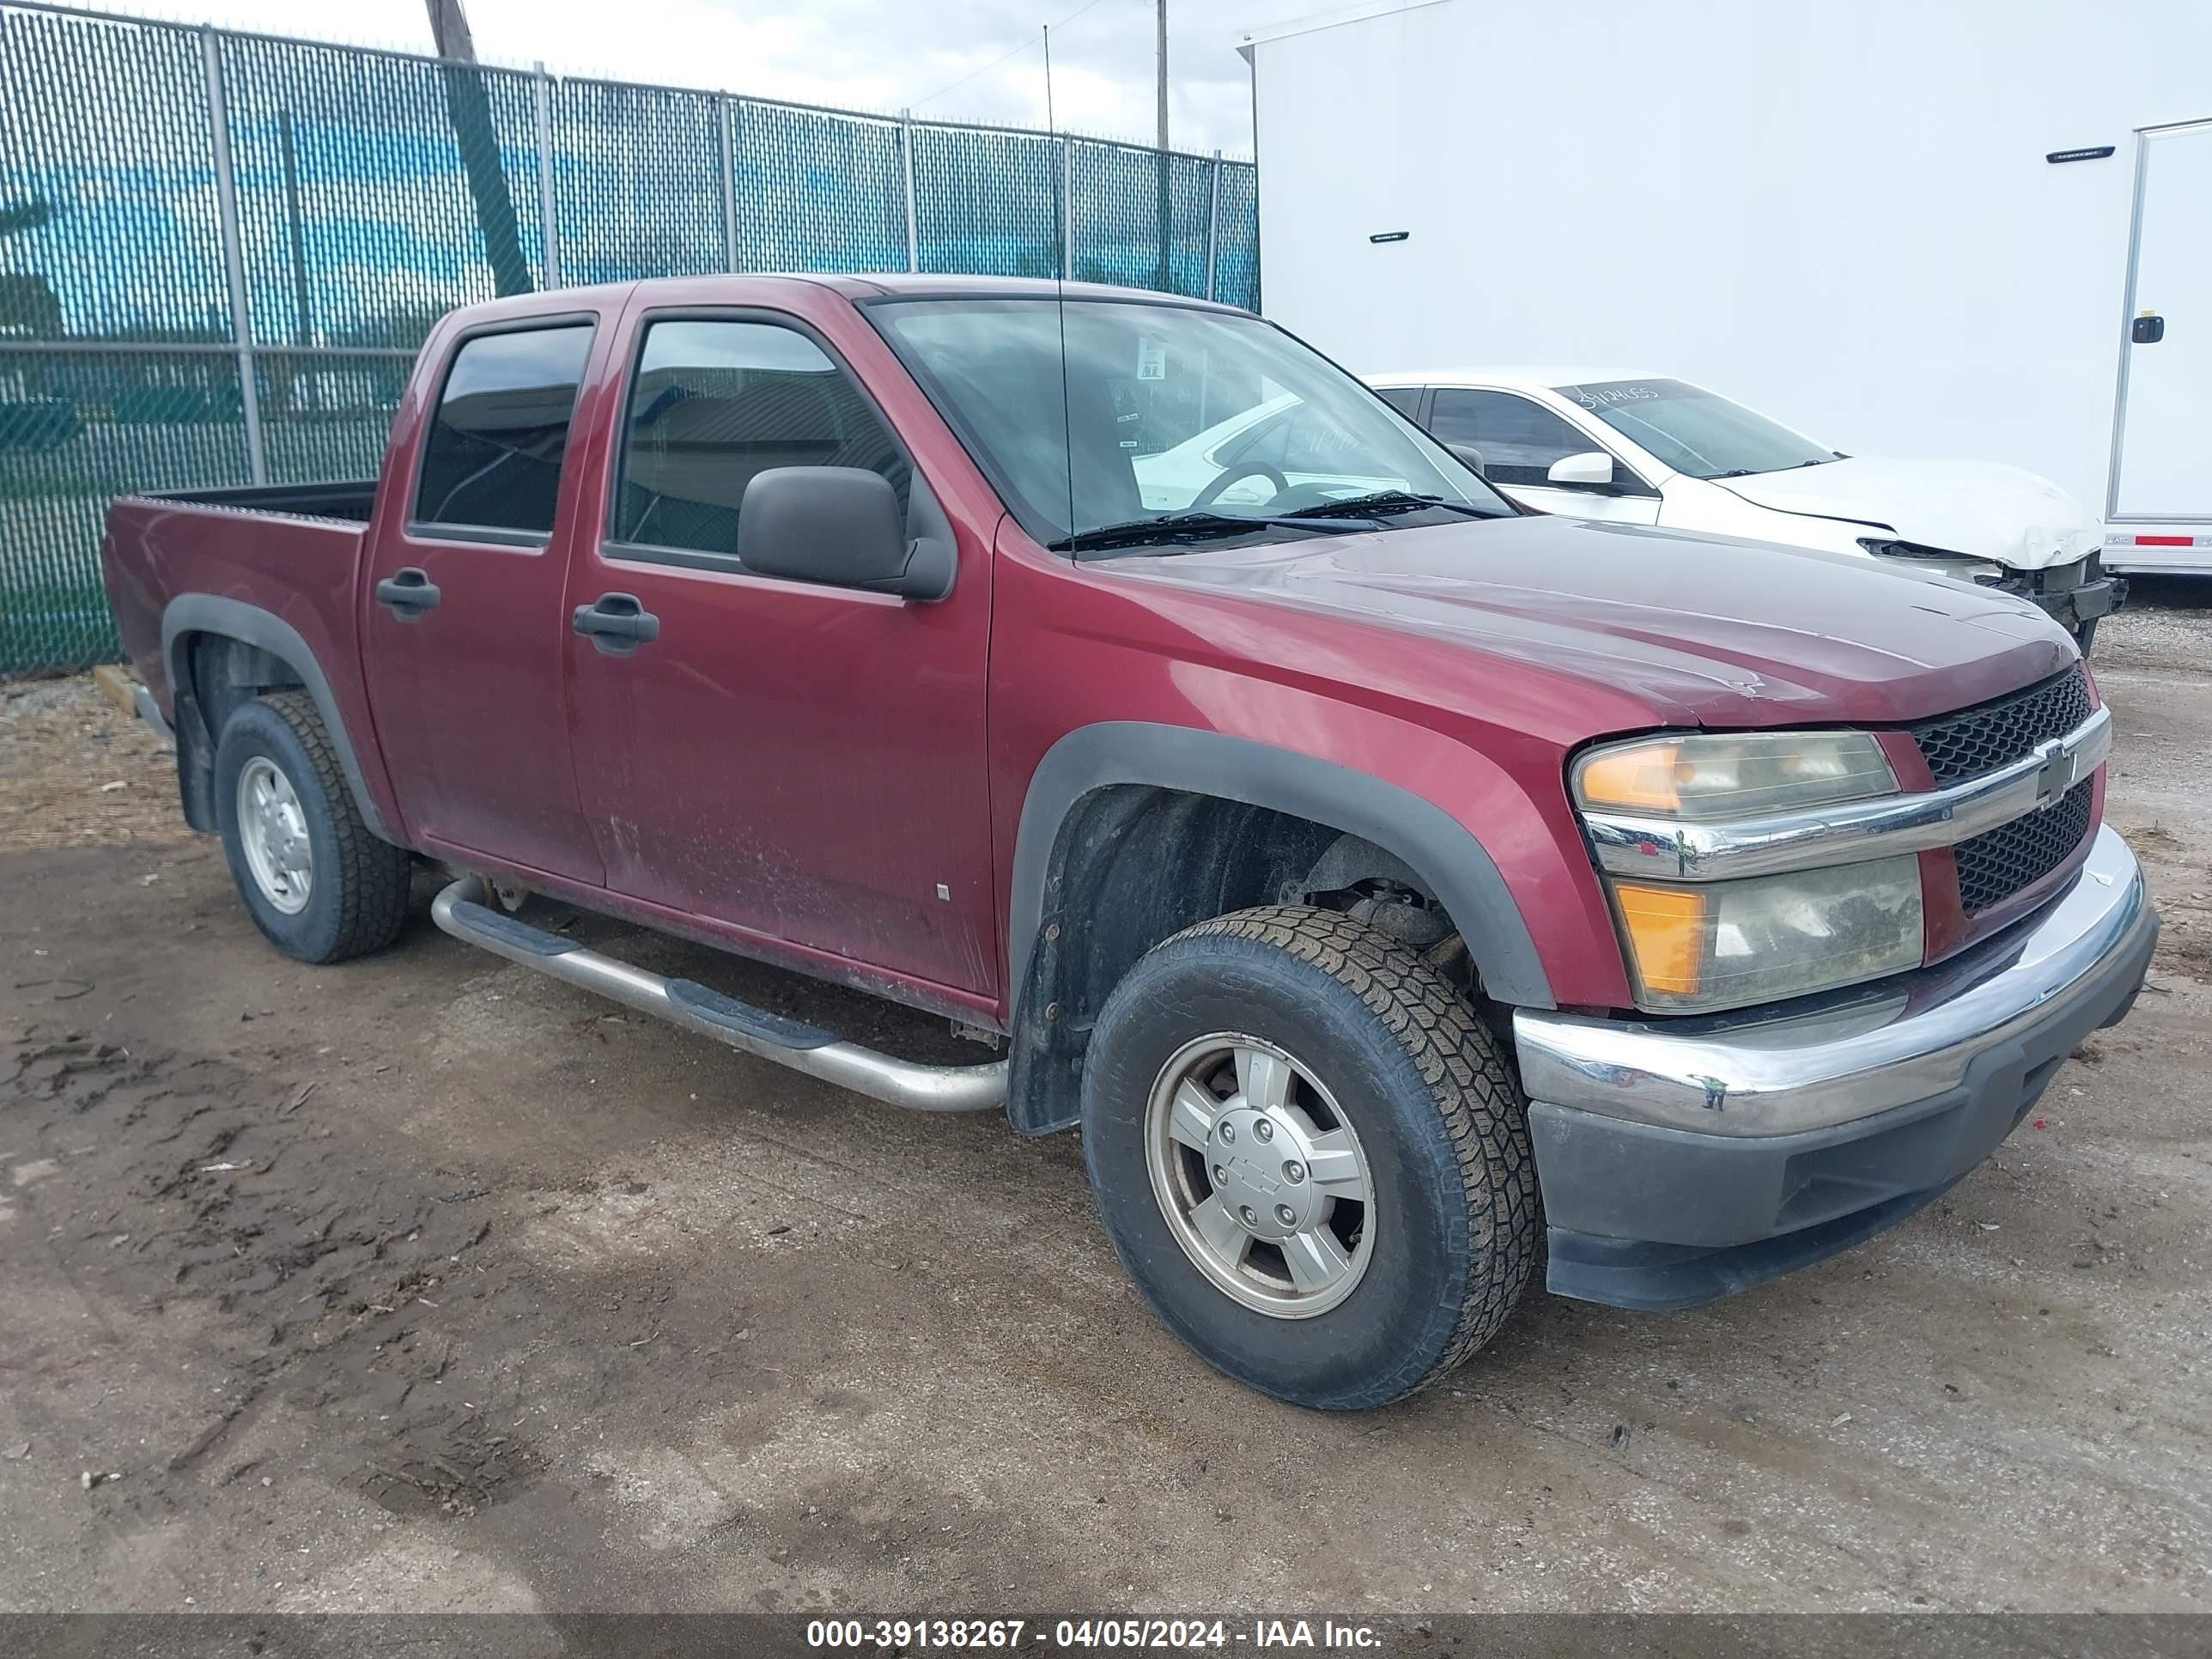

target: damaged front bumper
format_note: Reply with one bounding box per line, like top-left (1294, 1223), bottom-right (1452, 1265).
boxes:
top-left (1989, 555), bottom-right (2125, 646)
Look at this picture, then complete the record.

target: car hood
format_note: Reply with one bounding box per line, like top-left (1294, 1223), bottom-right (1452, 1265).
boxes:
top-left (1712, 457), bottom-right (2101, 572)
top-left (1103, 514), bottom-right (2076, 731)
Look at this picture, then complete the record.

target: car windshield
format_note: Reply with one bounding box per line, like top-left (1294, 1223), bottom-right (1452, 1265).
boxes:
top-left (867, 297), bottom-right (1509, 553)
top-left (1554, 378), bottom-right (1837, 480)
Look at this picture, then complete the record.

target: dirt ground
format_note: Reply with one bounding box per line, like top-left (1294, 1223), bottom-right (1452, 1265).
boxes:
top-left (2, 588), bottom-right (2209, 1617)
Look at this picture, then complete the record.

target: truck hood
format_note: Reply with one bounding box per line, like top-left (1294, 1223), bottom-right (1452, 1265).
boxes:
top-left (1713, 457), bottom-right (2102, 572)
top-left (1105, 514), bottom-right (2075, 730)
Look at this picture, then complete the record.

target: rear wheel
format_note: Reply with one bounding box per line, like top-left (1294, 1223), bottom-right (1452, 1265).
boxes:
top-left (214, 691), bottom-right (411, 963)
top-left (1080, 905), bottom-right (1540, 1410)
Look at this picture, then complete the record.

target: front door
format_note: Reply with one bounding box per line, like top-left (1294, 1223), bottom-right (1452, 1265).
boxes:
top-left (1427, 387), bottom-right (1662, 524)
top-left (359, 314), bottom-right (607, 882)
top-left (562, 306), bottom-right (997, 997)
top-left (2112, 118), bottom-right (2212, 520)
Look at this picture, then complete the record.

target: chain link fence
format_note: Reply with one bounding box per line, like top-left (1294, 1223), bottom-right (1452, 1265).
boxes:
top-left (0, 1), bottom-right (1261, 674)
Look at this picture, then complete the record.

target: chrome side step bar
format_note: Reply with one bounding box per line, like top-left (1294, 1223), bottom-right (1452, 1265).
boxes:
top-left (430, 877), bottom-right (1006, 1114)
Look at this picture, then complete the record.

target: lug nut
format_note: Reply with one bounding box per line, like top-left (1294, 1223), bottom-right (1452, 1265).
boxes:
top-left (1282, 1160), bottom-right (1305, 1183)
top-left (1219, 1122), bottom-right (1236, 1145)
top-left (1212, 1165), bottom-right (1230, 1186)
top-left (1275, 1205), bottom-right (1297, 1227)
top-left (1238, 1205), bottom-right (1259, 1227)
top-left (1253, 1119), bottom-right (1274, 1143)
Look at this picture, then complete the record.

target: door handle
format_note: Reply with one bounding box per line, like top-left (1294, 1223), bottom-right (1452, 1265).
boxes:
top-left (374, 567), bottom-right (441, 619)
top-left (2131, 313), bottom-right (2165, 344)
top-left (573, 592), bottom-right (660, 655)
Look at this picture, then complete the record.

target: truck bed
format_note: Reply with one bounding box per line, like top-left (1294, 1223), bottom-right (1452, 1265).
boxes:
top-left (149, 478), bottom-right (380, 524)
top-left (100, 482), bottom-right (375, 732)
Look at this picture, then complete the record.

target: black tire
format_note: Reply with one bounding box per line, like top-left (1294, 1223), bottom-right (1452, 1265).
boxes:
top-left (1080, 905), bottom-right (1540, 1410)
top-left (213, 690), bottom-right (411, 964)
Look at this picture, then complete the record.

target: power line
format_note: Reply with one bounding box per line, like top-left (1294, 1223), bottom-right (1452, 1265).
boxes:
top-left (909, 0), bottom-right (1119, 112)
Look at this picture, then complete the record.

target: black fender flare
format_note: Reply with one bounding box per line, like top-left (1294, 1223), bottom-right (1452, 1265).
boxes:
top-left (1007, 722), bottom-right (1554, 1011)
top-left (161, 593), bottom-right (396, 842)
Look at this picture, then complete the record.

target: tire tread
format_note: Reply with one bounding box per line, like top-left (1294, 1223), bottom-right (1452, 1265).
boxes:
top-left (1158, 904), bottom-right (1540, 1401)
top-left (246, 690), bottom-right (410, 962)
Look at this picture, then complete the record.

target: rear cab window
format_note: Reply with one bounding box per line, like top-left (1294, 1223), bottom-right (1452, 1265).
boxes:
top-left (412, 321), bottom-right (596, 543)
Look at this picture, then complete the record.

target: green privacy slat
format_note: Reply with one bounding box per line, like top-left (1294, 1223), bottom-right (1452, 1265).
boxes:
top-left (0, 11), bottom-right (228, 341)
top-left (0, 348), bottom-right (252, 674)
top-left (552, 79), bottom-right (726, 283)
top-left (912, 125), bottom-right (1060, 277)
top-left (257, 350), bottom-right (414, 483)
top-left (1071, 141), bottom-right (1215, 300)
top-left (1212, 162), bottom-right (1260, 311)
top-left (0, 3), bottom-right (1260, 675)
top-left (728, 100), bottom-right (906, 274)
top-left (218, 32), bottom-right (547, 347)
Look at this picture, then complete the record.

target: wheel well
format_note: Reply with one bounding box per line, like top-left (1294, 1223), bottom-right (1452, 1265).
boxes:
top-left (1003, 785), bottom-right (1475, 1136)
top-left (171, 631), bottom-right (305, 831)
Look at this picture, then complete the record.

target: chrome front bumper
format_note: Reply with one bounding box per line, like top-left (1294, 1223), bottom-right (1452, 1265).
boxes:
top-left (1513, 826), bottom-right (2156, 1309)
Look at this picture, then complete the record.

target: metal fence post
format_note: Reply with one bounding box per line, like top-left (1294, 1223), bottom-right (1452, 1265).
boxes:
top-left (199, 27), bottom-right (266, 486)
top-left (719, 96), bottom-right (740, 270)
top-left (899, 109), bottom-right (920, 272)
top-left (1060, 137), bottom-right (1075, 280)
top-left (532, 64), bottom-right (561, 288)
top-left (1205, 149), bottom-right (1221, 301)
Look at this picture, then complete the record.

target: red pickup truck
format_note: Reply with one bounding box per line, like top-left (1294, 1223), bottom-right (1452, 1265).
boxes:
top-left (103, 275), bottom-right (2156, 1410)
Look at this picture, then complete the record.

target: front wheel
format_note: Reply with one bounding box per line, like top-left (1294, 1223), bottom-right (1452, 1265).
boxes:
top-left (1080, 906), bottom-right (1540, 1410)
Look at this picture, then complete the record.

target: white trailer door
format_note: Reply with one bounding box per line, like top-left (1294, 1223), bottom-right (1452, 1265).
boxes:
top-left (2112, 120), bottom-right (2212, 520)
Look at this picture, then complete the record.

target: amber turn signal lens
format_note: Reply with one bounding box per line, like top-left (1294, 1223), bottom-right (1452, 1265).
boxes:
top-left (1575, 742), bottom-right (1683, 813)
top-left (1610, 881), bottom-right (1711, 997)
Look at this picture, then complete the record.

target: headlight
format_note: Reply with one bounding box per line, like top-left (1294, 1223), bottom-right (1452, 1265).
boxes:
top-left (1574, 729), bottom-right (1922, 1013)
top-left (1574, 731), bottom-right (1896, 820)
top-left (1607, 855), bottom-right (1925, 1013)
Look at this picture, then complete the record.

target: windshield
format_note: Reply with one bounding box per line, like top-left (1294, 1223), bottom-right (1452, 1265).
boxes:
top-left (1554, 378), bottom-right (1836, 480)
top-left (868, 297), bottom-right (1508, 552)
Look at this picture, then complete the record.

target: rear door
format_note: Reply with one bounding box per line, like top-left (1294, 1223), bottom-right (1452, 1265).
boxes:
top-left (2112, 118), bottom-right (2212, 521)
top-left (562, 301), bottom-right (998, 996)
top-left (1427, 387), bottom-right (1662, 524)
top-left (359, 313), bottom-right (608, 880)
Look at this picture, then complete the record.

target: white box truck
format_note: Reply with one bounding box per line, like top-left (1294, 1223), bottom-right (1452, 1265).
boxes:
top-left (1238, 0), bottom-right (2212, 577)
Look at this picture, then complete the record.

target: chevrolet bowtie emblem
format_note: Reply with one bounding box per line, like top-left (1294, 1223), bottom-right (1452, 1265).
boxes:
top-left (2030, 738), bottom-right (2075, 811)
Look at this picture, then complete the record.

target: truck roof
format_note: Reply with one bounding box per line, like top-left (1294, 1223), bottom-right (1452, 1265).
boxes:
top-left (441, 272), bottom-right (1253, 331)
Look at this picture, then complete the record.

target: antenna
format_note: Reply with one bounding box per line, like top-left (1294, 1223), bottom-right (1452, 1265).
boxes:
top-left (1044, 23), bottom-right (1076, 550)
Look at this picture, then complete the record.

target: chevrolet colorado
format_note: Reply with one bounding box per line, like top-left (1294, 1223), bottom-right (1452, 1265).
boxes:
top-left (102, 275), bottom-right (2156, 1410)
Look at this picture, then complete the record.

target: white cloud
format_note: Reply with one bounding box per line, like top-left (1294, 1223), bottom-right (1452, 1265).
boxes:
top-left (62, 0), bottom-right (1312, 155)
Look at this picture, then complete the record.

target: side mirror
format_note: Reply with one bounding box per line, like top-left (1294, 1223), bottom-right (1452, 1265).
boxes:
top-left (735, 466), bottom-right (953, 600)
top-left (1547, 451), bottom-right (1615, 489)
top-left (1445, 442), bottom-right (1487, 478)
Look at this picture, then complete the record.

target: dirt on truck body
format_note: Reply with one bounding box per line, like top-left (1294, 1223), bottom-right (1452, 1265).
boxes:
top-left (3, 618), bottom-right (2210, 1615)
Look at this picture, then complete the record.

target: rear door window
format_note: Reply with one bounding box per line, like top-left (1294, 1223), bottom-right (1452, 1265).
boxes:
top-left (413, 322), bottom-right (595, 538)
top-left (1372, 386), bottom-right (1425, 421)
top-left (611, 317), bottom-right (910, 562)
top-left (1427, 388), bottom-right (1599, 488)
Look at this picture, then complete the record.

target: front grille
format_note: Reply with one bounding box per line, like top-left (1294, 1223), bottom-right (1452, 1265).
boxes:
top-left (1953, 779), bottom-right (2095, 913)
top-left (1906, 663), bottom-right (2094, 787)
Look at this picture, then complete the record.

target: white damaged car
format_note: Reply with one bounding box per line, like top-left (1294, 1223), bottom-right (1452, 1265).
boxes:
top-left (1352, 368), bottom-right (2123, 649)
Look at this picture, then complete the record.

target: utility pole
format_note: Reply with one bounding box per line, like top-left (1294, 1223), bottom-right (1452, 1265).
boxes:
top-left (424, 0), bottom-right (533, 297)
top-left (1155, 0), bottom-right (1169, 153)
top-left (1153, 0), bottom-right (1171, 292)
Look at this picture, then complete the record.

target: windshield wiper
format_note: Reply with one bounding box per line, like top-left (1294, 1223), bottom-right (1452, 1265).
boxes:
top-left (1712, 459), bottom-right (1834, 479)
top-left (1282, 489), bottom-right (1502, 520)
top-left (1050, 509), bottom-right (1380, 554)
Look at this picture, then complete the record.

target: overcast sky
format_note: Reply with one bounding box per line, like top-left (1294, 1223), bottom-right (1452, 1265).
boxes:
top-left (80, 0), bottom-right (1321, 155)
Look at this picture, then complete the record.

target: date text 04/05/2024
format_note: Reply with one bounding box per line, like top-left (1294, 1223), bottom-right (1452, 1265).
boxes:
top-left (804, 1620), bottom-right (1382, 1650)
